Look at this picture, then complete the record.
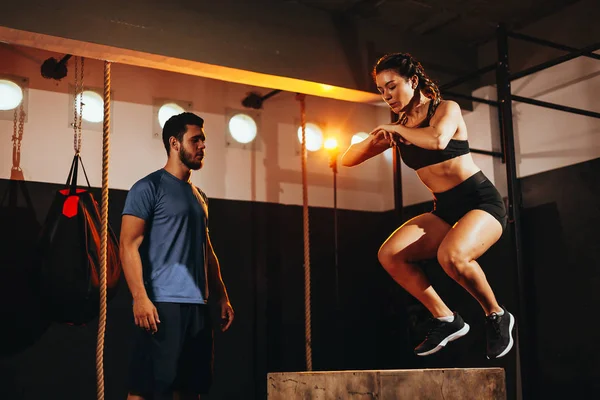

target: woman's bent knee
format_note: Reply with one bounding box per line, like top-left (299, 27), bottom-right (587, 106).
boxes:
top-left (437, 247), bottom-right (471, 281)
top-left (378, 241), bottom-right (411, 267)
top-left (379, 247), bottom-right (419, 283)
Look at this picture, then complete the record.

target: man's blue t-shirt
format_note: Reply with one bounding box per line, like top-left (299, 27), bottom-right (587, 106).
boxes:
top-left (122, 169), bottom-right (209, 304)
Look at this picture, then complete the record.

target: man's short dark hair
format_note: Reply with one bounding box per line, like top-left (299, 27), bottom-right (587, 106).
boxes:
top-left (162, 112), bottom-right (205, 155)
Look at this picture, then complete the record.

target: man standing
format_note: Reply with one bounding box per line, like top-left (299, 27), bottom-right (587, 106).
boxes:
top-left (120, 112), bottom-right (234, 399)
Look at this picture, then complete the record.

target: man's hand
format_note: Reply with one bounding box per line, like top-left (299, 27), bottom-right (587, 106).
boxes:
top-left (133, 296), bottom-right (160, 334)
top-left (219, 299), bottom-right (234, 332)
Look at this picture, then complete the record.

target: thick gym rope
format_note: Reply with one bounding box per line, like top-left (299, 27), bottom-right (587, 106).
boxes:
top-left (296, 93), bottom-right (312, 371)
top-left (96, 60), bottom-right (111, 400)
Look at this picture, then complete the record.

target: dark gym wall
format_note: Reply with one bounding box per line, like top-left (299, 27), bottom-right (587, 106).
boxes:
top-left (0, 178), bottom-right (398, 400)
top-left (1, 157), bottom-right (598, 400)
top-left (520, 157), bottom-right (600, 399)
top-left (0, 176), bottom-right (519, 399)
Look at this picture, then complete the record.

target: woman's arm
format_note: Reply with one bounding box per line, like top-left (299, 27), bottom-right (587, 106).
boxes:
top-left (370, 101), bottom-right (462, 150)
top-left (341, 130), bottom-right (395, 167)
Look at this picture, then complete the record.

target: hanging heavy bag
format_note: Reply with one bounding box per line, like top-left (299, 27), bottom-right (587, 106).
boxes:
top-left (0, 177), bottom-right (51, 356)
top-left (37, 154), bottom-right (122, 325)
top-left (0, 105), bottom-right (51, 356)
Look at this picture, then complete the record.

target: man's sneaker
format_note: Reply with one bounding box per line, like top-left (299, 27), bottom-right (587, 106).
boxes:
top-left (485, 306), bottom-right (515, 359)
top-left (414, 312), bottom-right (470, 356)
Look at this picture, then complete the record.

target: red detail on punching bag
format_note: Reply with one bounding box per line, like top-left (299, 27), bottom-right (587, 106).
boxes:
top-left (59, 189), bottom-right (85, 218)
top-left (62, 196), bottom-right (79, 218)
top-left (59, 189), bottom-right (86, 195)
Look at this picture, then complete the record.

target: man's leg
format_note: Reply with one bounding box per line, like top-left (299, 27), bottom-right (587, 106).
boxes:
top-left (127, 320), bottom-right (154, 399)
top-left (173, 304), bottom-right (214, 398)
top-left (128, 302), bottom-right (185, 399)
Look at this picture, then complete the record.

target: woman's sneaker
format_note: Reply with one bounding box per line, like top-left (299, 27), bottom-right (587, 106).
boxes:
top-left (485, 306), bottom-right (516, 359)
top-left (414, 312), bottom-right (470, 356)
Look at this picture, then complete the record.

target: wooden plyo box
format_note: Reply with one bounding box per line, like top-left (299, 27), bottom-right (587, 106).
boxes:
top-left (267, 368), bottom-right (506, 400)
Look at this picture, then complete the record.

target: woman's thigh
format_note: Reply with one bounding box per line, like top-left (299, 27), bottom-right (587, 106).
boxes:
top-left (437, 209), bottom-right (503, 262)
top-left (379, 213), bottom-right (452, 263)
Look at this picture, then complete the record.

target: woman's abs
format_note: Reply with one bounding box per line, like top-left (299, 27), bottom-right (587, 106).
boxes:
top-left (415, 153), bottom-right (482, 193)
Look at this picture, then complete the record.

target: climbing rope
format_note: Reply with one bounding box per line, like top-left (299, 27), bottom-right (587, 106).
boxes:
top-left (296, 93), bottom-right (312, 371)
top-left (96, 60), bottom-right (111, 400)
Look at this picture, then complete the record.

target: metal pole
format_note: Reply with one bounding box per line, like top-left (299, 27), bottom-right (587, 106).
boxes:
top-left (496, 23), bottom-right (531, 400)
top-left (391, 111), bottom-right (403, 218)
top-left (392, 146), bottom-right (403, 218)
top-left (328, 151), bottom-right (342, 368)
top-left (332, 155), bottom-right (339, 311)
top-left (512, 95), bottom-right (600, 119)
top-left (510, 42), bottom-right (600, 81)
top-left (506, 31), bottom-right (600, 61)
top-left (470, 148), bottom-right (504, 158)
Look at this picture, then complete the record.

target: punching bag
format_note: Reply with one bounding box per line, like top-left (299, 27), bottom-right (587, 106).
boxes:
top-left (0, 104), bottom-right (50, 356)
top-left (0, 176), bottom-right (50, 356)
top-left (37, 154), bottom-right (122, 325)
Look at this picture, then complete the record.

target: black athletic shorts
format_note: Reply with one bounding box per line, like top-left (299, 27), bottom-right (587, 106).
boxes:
top-left (432, 171), bottom-right (508, 231)
top-left (128, 302), bottom-right (214, 398)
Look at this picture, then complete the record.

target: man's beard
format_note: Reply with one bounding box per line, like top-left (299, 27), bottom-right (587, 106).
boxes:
top-left (179, 147), bottom-right (203, 170)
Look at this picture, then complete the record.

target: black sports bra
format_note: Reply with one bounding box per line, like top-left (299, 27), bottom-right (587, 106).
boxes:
top-left (398, 139), bottom-right (470, 170)
top-left (396, 101), bottom-right (470, 170)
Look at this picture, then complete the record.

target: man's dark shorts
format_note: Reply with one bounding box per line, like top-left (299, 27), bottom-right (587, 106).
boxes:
top-left (128, 303), bottom-right (214, 398)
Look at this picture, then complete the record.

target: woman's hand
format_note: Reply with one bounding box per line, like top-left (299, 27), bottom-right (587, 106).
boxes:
top-left (369, 125), bottom-right (411, 146)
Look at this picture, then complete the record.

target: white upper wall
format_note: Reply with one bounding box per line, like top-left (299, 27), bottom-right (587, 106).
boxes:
top-left (0, 45), bottom-right (403, 212)
top-left (511, 55), bottom-right (600, 178)
top-left (4, 41), bottom-right (594, 213)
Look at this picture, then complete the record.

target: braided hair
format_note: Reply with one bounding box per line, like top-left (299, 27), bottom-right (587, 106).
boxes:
top-left (373, 53), bottom-right (441, 126)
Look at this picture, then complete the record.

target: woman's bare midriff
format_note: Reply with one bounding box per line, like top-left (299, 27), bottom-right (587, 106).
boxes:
top-left (414, 153), bottom-right (482, 193)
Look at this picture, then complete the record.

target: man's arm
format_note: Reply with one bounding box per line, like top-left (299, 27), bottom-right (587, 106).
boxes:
top-left (120, 215), bottom-right (147, 300)
top-left (120, 215), bottom-right (160, 333)
top-left (206, 232), bottom-right (234, 331)
top-left (207, 232), bottom-right (230, 303)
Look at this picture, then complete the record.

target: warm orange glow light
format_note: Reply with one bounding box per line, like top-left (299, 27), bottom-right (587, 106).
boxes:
top-left (324, 137), bottom-right (338, 151)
